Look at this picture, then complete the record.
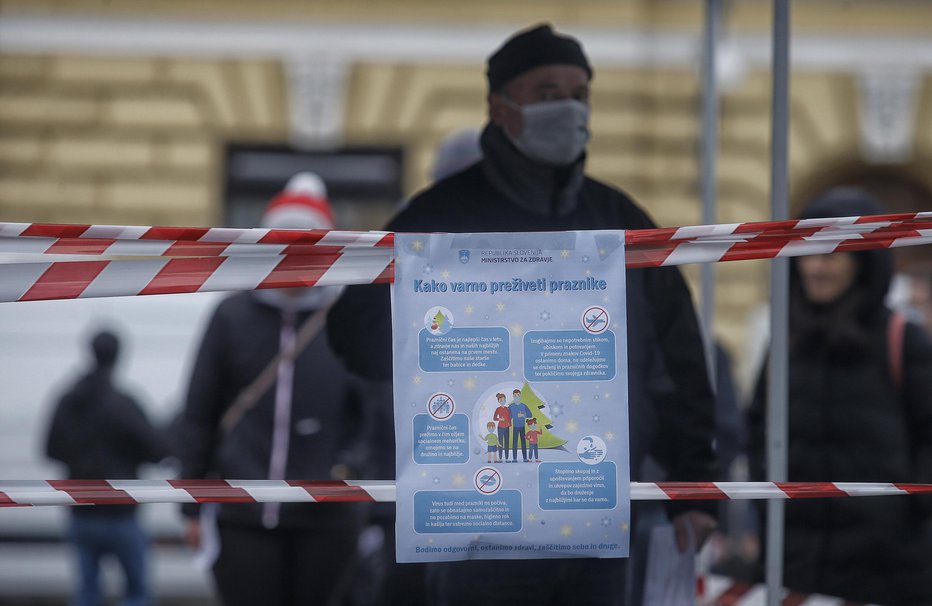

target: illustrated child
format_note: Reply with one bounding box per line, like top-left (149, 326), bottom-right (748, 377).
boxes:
top-left (484, 422), bottom-right (500, 463)
top-left (509, 388), bottom-right (532, 462)
top-left (492, 393), bottom-right (511, 461)
top-left (525, 418), bottom-right (542, 463)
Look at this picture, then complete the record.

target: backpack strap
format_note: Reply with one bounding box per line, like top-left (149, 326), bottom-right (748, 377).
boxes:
top-left (888, 311), bottom-right (906, 392)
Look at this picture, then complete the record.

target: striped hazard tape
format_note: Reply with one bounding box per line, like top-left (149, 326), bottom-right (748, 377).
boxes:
top-left (702, 574), bottom-right (878, 606)
top-left (1, 481), bottom-right (931, 507)
top-left (0, 222), bottom-right (394, 252)
top-left (2, 212), bottom-right (932, 302)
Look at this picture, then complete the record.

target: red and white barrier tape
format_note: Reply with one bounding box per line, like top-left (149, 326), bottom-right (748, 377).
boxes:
top-left (1, 481), bottom-right (930, 508)
top-left (0, 223), bottom-right (394, 251)
top-left (703, 574), bottom-right (877, 606)
top-left (2, 213), bottom-right (932, 302)
top-left (624, 212), bottom-right (932, 268)
top-left (0, 253), bottom-right (394, 302)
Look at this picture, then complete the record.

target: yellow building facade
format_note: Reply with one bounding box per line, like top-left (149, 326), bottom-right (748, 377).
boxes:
top-left (1, 0), bottom-right (931, 361)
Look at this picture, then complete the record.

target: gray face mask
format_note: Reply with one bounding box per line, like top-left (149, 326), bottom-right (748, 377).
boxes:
top-left (503, 98), bottom-right (591, 166)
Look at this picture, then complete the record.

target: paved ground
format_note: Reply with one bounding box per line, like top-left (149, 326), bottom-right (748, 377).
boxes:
top-left (0, 543), bottom-right (216, 605)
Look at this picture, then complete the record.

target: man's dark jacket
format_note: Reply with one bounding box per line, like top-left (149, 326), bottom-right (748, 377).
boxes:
top-left (329, 125), bottom-right (717, 503)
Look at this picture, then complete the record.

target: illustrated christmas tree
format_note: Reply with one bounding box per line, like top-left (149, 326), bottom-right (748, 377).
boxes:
top-left (519, 380), bottom-right (567, 449)
top-left (431, 310), bottom-right (447, 331)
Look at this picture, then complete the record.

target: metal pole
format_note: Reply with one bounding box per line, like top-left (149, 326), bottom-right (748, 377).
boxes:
top-left (700, 0), bottom-right (721, 382)
top-left (766, 1), bottom-right (790, 606)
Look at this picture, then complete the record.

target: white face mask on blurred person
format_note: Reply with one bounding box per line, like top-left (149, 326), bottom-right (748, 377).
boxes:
top-left (503, 98), bottom-right (591, 166)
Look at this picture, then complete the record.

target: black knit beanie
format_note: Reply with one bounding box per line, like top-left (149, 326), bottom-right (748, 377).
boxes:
top-left (486, 23), bottom-right (593, 92)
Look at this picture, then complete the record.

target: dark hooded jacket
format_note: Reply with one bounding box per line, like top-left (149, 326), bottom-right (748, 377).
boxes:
top-left (329, 124), bottom-right (717, 512)
top-left (46, 366), bottom-right (168, 515)
top-left (179, 292), bottom-right (367, 530)
top-left (749, 189), bottom-right (932, 604)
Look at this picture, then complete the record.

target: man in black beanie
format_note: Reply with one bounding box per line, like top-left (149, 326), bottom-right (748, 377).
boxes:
top-left (328, 23), bottom-right (718, 606)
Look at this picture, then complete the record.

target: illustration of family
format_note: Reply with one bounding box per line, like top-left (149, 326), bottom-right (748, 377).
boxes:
top-left (483, 389), bottom-right (543, 463)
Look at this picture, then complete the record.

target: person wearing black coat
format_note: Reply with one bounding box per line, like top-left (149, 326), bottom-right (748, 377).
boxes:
top-left (46, 330), bottom-right (168, 606)
top-left (177, 173), bottom-right (369, 606)
top-left (327, 24), bottom-right (718, 606)
top-left (749, 188), bottom-right (932, 605)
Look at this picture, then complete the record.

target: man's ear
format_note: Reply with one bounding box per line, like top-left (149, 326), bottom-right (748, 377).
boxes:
top-left (488, 92), bottom-right (508, 128)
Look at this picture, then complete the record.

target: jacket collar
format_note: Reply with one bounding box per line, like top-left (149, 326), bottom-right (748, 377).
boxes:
top-left (479, 123), bottom-right (586, 217)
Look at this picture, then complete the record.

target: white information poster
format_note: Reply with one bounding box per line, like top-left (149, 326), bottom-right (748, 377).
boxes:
top-left (392, 231), bottom-right (630, 562)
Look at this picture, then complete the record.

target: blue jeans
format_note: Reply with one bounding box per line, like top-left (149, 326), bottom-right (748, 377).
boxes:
top-left (512, 426), bottom-right (527, 461)
top-left (69, 509), bottom-right (150, 606)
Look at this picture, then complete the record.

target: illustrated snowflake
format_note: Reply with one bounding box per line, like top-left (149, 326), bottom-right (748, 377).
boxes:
top-left (593, 394), bottom-right (600, 400)
top-left (601, 517), bottom-right (612, 528)
top-left (592, 414), bottom-right (601, 423)
top-left (433, 477), bottom-right (441, 484)
top-left (440, 269), bottom-right (450, 279)
top-left (549, 401), bottom-right (565, 418)
top-left (539, 310), bottom-right (551, 321)
top-left (582, 255), bottom-right (590, 263)
top-left (447, 379), bottom-right (455, 387)
top-left (422, 264), bottom-right (434, 274)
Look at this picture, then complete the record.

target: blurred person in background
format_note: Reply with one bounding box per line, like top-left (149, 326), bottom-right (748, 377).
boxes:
top-left (748, 188), bottom-right (932, 605)
top-left (328, 23), bottom-right (718, 606)
top-left (430, 127), bottom-right (482, 182)
top-left (177, 172), bottom-right (369, 606)
top-left (46, 329), bottom-right (169, 606)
